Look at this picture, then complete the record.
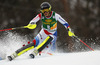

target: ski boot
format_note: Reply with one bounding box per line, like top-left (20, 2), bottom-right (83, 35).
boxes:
top-left (8, 52), bottom-right (18, 61)
top-left (29, 48), bottom-right (38, 58)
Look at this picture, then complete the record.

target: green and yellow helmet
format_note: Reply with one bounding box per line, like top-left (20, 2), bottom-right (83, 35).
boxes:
top-left (40, 2), bottom-right (52, 13)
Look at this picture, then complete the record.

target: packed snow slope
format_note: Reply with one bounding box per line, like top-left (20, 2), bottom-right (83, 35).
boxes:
top-left (0, 50), bottom-right (100, 65)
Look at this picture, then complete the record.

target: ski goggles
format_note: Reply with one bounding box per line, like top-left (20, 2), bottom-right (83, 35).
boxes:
top-left (40, 9), bottom-right (50, 13)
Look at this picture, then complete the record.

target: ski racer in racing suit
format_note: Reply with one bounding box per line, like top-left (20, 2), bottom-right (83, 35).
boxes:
top-left (8, 2), bottom-right (75, 61)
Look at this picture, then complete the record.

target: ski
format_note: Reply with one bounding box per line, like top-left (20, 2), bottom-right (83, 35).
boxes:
top-left (7, 52), bottom-right (18, 61)
top-left (8, 56), bottom-right (13, 61)
top-left (29, 54), bottom-right (35, 58)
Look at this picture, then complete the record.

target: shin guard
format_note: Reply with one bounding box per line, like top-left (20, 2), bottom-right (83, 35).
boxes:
top-left (36, 36), bottom-right (53, 52)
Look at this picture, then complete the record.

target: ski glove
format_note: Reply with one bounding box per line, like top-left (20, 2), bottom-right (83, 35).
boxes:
top-left (25, 24), bottom-right (37, 29)
top-left (67, 27), bottom-right (75, 37)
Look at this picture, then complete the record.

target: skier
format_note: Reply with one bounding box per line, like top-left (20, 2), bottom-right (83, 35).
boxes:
top-left (8, 2), bottom-right (75, 61)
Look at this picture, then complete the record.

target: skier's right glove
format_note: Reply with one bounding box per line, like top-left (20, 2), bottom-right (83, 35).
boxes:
top-left (67, 27), bottom-right (75, 37)
top-left (24, 24), bottom-right (37, 29)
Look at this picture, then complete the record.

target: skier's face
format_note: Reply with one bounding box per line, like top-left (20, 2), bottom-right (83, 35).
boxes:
top-left (44, 11), bottom-right (50, 17)
top-left (41, 9), bottom-right (50, 17)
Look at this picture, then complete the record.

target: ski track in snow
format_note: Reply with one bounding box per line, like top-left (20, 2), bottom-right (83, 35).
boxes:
top-left (0, 50), bottom-right (100, 65)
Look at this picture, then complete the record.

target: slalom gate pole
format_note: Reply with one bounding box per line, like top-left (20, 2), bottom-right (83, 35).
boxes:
top-left (72, 35), bottom-right (94, 51)
top-left (0, 26), bottom-right (27, 32)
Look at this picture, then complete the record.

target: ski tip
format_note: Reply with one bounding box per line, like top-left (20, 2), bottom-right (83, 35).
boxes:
top-left (29, 54), bottom-right (35, 58)
top-left (8, 56), bottom-right (13, 61)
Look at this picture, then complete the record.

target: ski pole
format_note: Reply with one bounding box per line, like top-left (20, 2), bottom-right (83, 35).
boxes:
top-left (0, 26), bottom-right (27, 32)
top-left (72, 35), bottom-right (94, 51)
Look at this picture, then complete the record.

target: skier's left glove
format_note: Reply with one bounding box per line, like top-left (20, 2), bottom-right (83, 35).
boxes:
top-left (67, 27), bottom-right (75, 37)
top-left (24, 24), bottom-right (37, 29)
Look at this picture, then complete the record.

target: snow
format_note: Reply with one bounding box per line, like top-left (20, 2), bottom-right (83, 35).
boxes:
top-left (0, 32), bottom-right (100, 65)
top-left (0, 50), bottom-right (100, 65)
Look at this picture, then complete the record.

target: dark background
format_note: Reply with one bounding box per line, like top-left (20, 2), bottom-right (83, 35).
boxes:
top-left (0, 0), bottom-right (100, 52)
